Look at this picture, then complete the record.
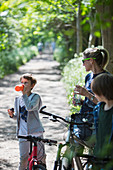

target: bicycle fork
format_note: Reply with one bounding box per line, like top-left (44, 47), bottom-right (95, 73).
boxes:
top-left (53, 131), bottom-right (73, 170)
top-left (54, 143), bottom-right (67, 170)
top-left (28, 141), bottom-right (38, 170)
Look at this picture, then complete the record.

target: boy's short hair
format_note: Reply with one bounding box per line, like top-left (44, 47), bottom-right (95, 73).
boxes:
top-left (91, 73), bottom-right (113, 100)
top-left (20, 73), bottom-right (37, 85)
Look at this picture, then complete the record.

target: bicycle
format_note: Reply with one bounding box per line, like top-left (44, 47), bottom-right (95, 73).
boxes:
top-left (40, 106), bottom-right (94, 170)
top-left (40, 106), bottom-right (113, 170)
top-left (18, 135), bottom-right (57, 170)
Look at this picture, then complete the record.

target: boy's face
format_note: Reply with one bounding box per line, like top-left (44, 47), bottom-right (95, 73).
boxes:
top-left (21, 78), bottom-right (34, 92)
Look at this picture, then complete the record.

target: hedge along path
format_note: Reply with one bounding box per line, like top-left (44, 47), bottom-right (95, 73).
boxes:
top-left (0, 51), bottom-right (70, 170)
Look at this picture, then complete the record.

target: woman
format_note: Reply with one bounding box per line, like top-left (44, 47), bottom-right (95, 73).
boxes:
top-left (73, 47), bottom-right (109, 114)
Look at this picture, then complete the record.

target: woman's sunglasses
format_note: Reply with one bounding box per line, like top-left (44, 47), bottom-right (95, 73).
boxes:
top-left (82, 57), bottom-right (96, 64)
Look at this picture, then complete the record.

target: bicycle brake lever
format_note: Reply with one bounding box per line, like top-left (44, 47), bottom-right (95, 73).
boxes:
top-left (42, 116), bottom-right (49, 119)
top-left (43, 115), bottom-right (59, 122)
top-left (49, 118), bottom-right (58, 122)
top-left (49, 115), bottom-right (57, 122)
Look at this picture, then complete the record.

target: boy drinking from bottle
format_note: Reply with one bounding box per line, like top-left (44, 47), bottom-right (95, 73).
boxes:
top-left (8, 73), bottom-right (46, 170)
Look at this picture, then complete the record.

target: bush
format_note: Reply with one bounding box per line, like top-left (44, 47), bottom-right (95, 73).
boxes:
top-left (62, 55), bottom-right (87, 113)
top-left (0, 46), bottom-right (38, 78)
top-left (53, 46), bottom-right (74, 70)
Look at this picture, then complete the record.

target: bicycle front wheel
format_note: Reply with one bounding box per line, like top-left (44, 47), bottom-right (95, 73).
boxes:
top-left (32, 164), bottom-right (46, 170)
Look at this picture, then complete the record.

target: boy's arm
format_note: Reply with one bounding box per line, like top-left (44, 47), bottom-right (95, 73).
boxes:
top-left (22, 94), bottom-right (42, 111)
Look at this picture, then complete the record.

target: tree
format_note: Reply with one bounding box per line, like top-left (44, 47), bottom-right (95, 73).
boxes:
top-left (76, 0), bottom-right (82, 54)
top-left (1, 0), bottom-right (113, 72)
top-left (96, 0), bottom-right (113, 73)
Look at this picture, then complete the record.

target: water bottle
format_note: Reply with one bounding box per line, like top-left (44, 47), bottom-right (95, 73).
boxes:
top-left (73, 91), bottom-right (81, 106)
top-left (15, 84), bottom-right (24, 91)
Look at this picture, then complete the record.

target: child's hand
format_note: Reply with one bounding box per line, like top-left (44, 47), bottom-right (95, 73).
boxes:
top-left (22, 85), bottom-right (31, 95)
top-left (22, 86), bottom-right (27, 95)
top-left (8, 108), bottom-right (14, 118)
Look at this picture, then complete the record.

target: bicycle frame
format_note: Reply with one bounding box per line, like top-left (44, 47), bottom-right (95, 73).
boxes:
top-left (57, 124), bottom-right (83, 170)
top-left (28, 140), bottom-right (38, 170)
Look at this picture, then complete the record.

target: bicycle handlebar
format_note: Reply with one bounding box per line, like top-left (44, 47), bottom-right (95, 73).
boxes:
top-left (40, 106), bottom-right (68, 123)
top-left (40, 106), bottom-right (93, 126)
top-left (18, 135), bottom-right (57, 145)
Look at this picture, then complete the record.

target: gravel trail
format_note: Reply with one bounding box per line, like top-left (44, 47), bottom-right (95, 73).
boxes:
top-left (0, 51), bottom-right (70, 170)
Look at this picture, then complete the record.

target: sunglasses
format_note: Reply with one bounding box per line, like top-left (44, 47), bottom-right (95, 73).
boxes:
top-left (82, 57), bottom-right (96, 64)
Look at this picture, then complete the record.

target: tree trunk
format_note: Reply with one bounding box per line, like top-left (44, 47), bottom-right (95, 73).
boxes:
top-left (88, 9), bottom-right (97, 47)
top-left (96, 1), bottom-right (113, 73)
top-left (76, 0), bottom-right (82, 54)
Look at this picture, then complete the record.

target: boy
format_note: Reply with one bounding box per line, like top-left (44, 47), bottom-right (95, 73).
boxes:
top-left (91, 73), bottom-right (113, 169)
top-left (8, 73), bottom-right (46, 170)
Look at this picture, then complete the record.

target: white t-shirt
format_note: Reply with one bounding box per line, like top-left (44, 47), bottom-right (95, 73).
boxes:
top-left (18, 96), bottom-right (28, 136)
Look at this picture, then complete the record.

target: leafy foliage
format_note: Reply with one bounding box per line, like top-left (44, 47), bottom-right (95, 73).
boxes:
top-left (0, 0), bottom-right (96, 75)
top-left (62, 54), bottom-right (87, 113)
top-left (0, 46), bottom-right (38, 78)
top-left (0, 0), bottom-right (113, 77)
top-left (53, 45), bottom-right (75, 70)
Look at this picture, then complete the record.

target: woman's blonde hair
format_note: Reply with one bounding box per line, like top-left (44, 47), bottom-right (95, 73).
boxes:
top-left (83, 47), bottom-right (109, 69)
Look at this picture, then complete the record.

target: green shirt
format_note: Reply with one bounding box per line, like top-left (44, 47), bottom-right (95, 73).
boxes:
top-left (94, 103), bottom-right (113, 158)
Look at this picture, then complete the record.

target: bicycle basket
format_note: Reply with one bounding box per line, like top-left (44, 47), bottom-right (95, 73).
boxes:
top-left (71, 113), bottom-right (94, 140)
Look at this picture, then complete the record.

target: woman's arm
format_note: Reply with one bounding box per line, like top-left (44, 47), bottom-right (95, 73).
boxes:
top-left (74, 85), bottom-right (98, 104)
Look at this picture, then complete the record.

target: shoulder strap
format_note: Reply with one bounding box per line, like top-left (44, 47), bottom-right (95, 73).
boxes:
top-left (29, 93), bottom-right (42, 110)
top-left (93, 102), bottom-right (102, 134)
top-left (29, 93), bottom-right (36, 100)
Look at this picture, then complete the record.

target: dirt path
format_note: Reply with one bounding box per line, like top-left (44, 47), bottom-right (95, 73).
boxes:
top-left (0, 51), bottom-right (70, 170)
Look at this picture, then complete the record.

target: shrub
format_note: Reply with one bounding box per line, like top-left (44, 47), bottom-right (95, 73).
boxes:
top-left (62, 55), bottom-right (87, 114)
top-left (53, 46), bottom-right (74, 70)
top-left (0, 46), bottom-right (38, 78)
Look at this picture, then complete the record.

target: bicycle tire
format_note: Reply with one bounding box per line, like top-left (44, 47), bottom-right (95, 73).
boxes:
top-left (32, 164), bottom-right (46, 170)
